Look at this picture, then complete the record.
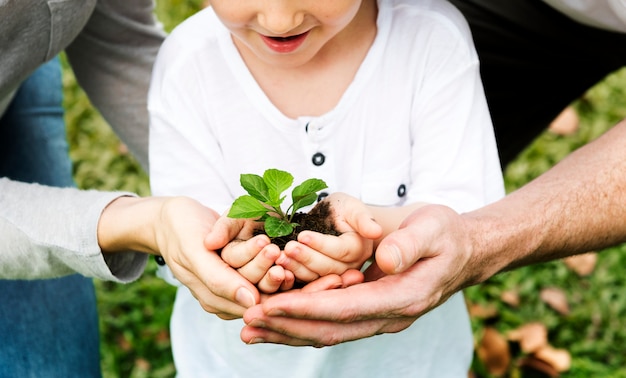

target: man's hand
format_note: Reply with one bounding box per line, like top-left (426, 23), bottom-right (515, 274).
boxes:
top-left (240, 205), bottom-right (479, 346)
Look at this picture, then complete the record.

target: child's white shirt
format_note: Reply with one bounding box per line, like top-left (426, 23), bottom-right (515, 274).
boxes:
top-left (149, 0), bottom-right (505, 376)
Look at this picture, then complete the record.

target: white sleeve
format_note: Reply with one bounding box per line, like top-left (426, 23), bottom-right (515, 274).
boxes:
top-left (406, 11), bottom-right (504, 212)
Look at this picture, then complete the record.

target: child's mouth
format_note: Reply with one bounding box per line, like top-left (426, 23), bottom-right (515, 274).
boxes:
top-left (260, 31), bottom-right (310, 53)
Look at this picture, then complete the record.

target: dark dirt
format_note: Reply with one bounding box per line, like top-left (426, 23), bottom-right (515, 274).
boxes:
top-left (261, 200), bottom-right (340, 249)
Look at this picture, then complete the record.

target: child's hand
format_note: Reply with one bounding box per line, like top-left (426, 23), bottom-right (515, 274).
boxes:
top-left (277, 192), bottom-right (383, 282)
top-left (206, 216), bottom-right (295, 293)
top-left (222, 235), bottom-right (296, 293)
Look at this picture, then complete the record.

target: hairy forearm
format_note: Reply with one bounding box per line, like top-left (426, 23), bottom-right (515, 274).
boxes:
top-left (465, 119), bottom-right (626, 280)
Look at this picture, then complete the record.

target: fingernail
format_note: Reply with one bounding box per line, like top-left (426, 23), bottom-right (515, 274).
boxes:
top-left (248, 337), bottom-right (265, 344)
top-left (298, 233), bottom-right (311, 244)
top-left (256, 236), bottom-right (269, 248)
top-left (235, 287), bottom-right (256, 308)
top-left (387, 245), bottom-right (403, 272)
top-left (248, 319), bottom-right (266, 328)
top-left (266, 309), bottom-right (286, 316)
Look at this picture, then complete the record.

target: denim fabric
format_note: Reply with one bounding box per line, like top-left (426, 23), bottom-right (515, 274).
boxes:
top-left (0, 58), bottom-right (73, 185)
top-left (0, 57), bottom-right (101, 378)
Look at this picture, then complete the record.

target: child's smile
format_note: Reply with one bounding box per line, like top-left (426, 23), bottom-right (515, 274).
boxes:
top-left (260, 31), bottom-right (310, 53)
top-left (210, 0), bottom-right (369, 68)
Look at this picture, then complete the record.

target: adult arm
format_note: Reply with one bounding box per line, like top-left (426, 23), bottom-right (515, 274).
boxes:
top-left (0, 177), bottom-right (146, 281)
top-left (240, 119), bottom-right (626, 346)
top-left (66, 0), bottom-right (166, 169)
top-left (0, 177), bottom-right (230, 294)
top-left (440, 117), bottom-right (626, 276)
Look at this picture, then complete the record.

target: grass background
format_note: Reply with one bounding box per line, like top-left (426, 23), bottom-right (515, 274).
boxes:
top-left (60, 2), bottom-right (626, 376)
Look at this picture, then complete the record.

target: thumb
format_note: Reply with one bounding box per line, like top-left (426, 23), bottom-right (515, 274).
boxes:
top-left (204, 215), bottom-right (241, 251)
top-left (352, 214), bottom-right (384, 240)
top-left (375, 204), bottom-right (458, 275)
top-left (374, 208), bottom-right (436, 274)
top-left (335, 204), bottom-right (383, 239)
top-left (375, 230), bottom-right (420, 274)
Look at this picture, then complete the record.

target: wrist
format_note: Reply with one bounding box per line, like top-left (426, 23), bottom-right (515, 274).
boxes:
top-left (97, 196), bottom-right (163, 255)
top-left (462, 200), bottom-right (544, 283)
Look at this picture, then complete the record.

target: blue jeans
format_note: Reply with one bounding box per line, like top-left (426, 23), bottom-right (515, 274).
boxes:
top-left (0, 58), bottom-right (101, 377)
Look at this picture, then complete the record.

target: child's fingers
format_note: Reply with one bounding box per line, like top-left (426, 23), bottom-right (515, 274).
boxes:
top-left (257, 265), bottom-right (287, 293)
top-left (297, 230), bottom-right (373, 264)
top-left (334, 208), bottom-right (383, 240)
top-left (221, 234), bottom-right (271, 268)
top-left (281, 240), bottom-right (359, 279)
top-left (236, 243), bottom-right (281, 284)
top-left (276, 245), bottom-right (322, 282)
top-left (279, 270), bottom-right (296, 291)
top-left (324, 194), bottom-right (383, 239)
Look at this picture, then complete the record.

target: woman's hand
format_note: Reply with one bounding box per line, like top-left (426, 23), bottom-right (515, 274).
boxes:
top-left (98, 196), bottom-right (261, 319)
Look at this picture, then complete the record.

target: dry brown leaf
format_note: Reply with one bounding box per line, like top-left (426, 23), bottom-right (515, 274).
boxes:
top-left (518, 356), bottom-right (560, 378)
top-left (477, 327), bottom-right (511, 377)
top-left (467, 302), bottom-right (498, 319)
top-left (500, 290), bottom-right (520, 307)
top-left (116, 334), bottom-right (132, 352)
top-left (563, 252), bottom-right (598, 276)
top-left (535, 345), bottom-right (572, 372)
top-left (540, 287), bottom-right (570, 315)
top-left (134, 358), bottom-right (151, 372)
top-left (548, 106), bottom-right (579, 136)
top-left (508, 322), bottom-right (548, 353)
top-left (156, 329), bottom-right (170, 344)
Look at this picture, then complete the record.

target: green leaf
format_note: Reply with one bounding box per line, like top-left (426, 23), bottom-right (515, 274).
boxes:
top-left (227, 195), bottom-right (269, 219)
top-left (291, 193), bottom-right (318, 214)
top-left (293, 178), bottom-right (327, 199)
top-left (240, 174), bottom-right (270, 202)
top-left (264, 216), bottom-right (295, 238)
top-left (263, 169), bottom-right (293, 204)
top-left (291, 178), bottom-right (327, 212)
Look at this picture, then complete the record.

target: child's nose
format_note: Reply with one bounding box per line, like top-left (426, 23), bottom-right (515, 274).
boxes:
top-left (257, 4), bottom-right (305, 35)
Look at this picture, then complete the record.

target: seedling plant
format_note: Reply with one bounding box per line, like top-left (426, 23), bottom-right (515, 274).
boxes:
top-left (228, 168), bottom-right (328, 238)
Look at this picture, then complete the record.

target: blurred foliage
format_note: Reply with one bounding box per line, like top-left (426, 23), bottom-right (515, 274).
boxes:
top-left (61, 1), bottom-right (626, 376)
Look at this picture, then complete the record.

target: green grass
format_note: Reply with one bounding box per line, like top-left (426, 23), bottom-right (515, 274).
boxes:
top-left (61, 2), bottom-right (626, 376)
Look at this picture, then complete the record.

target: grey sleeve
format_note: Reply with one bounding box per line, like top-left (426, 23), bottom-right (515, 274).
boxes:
top-left (0, 178), bottom-right (148, 282)
top-left (65, 0), bottom-right (167, 170)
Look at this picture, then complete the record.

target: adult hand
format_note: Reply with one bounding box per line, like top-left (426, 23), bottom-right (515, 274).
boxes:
top-left (240, 205), bottom-right (483, 346)
top-left (99, 196), bottom-right (262, 320)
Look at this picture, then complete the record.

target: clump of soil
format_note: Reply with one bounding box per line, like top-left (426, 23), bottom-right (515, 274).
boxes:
top-left (259, 200), bottom-right (340, 249)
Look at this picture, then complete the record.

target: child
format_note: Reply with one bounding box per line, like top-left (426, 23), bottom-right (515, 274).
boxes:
top-left (149, 0), bottom-right (504, 376)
